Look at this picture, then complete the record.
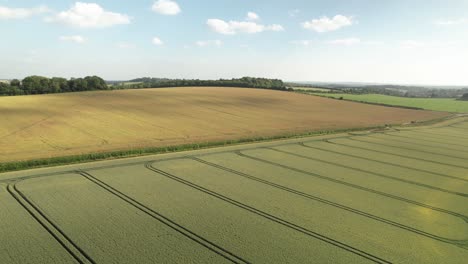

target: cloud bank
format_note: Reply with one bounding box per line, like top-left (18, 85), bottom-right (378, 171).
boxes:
top-left (207, 17), bottom-right (284, 35)
top-left (47, 2), bottom-right (131, 28)
top-left (302, 15), bottom-right (353, 32)
top-left (152, 0), bottom-right (181, 15)
top-left (0, 5), bottom-right (49, 19)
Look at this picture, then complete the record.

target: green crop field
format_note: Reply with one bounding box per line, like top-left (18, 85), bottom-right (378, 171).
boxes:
top-left (292, 87), bottom-right (331, 92)
top-left (1, 117), bottom-right (468, 263)
top-left (322, 93), bottom-right (468, 113)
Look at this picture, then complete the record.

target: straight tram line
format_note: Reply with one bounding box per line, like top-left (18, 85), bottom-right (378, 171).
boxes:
top-left (299, 142), bottom-right (468, 183)
top-left (78, 171), bottom-right (249, 264)
top-left (364, 134), bottom-right (468, 156)
top-left (342, 138), bottom-right (468, 169)
top-left (233, 150), bottom-right (468, 235)
top-left (265, 147), bottom-right (468, 197)
top-left (392, 130), bottom-right (468, 145)
top-left (6, 181), bottom-right (95, 264)
top-left (450, 124), bottom-right (468, 130)
top-left (145, 161), bottom-right (392, 264)
top-left (188, 156), bottom-right (468, 246)
top-left (415, 128), bottom-right (468, 140)
top-left (382, 132), bottom-right (468, 148)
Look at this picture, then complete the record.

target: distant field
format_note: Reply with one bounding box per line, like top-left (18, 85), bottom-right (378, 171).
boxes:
top-left (323, 93), bottom-right (468, 113)
top-left (0, 87), bottom-right (447, 163)
top-left (119, 81), bottom-right (142, 86)
top-left (1, 117), bottom-right (467, 263)
top-left (292, 87), bottom-right (331, 92)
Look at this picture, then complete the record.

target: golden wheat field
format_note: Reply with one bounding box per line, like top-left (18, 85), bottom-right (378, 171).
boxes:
top-left (0, 87), bottom-right (448, 162)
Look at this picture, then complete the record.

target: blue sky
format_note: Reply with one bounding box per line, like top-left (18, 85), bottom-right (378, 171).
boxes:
top-left (1, 0), bottom-right (468, 85)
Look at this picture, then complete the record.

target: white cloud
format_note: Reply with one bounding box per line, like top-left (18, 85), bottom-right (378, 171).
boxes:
top-left (302, 15), bottom-right (353, 33)
top-left (0, 5), bottom-right (49, 19)
top-left (152, 0), bottom-right (181, 15)
top-left (328, 38), bottom-right (361, 45)
top-left (399, 40), bottom-right (458, 49)
top-left (290, 40), bottom-right (314, 46)
top-left (152, 37), bottom-right (164, 45)
top-left (46, 2), bottom-right (131, 28)
top-left (399, 40), bottom-right (426, 49)
top-left (266, 24), bottom-right (284, 31)
top-left (59, 35), bottom-right (86, 44)
top-left (363, 40), bottom-right (384, 45)
top-left (434, 18), bottom-right (467, 26)
top-left (288, 9), bottom-right (300, 17)
top-left (117, 42), bottom-right (135, 49)
top-left (195, 40), bottom-right (222, 47)
top-left (207, 18), bottom-right (284, 35)
top-left (246, 12), bottom-right (259, 21)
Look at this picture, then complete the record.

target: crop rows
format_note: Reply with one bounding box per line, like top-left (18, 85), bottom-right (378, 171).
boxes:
top-left (0, 119), bottom-right (467, 263)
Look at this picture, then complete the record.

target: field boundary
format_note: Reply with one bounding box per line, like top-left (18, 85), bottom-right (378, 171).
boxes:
top-left (0, 115), bottom-right (465, 183)
top-left (0, 126), bottom-right (401, 173)
top-left (0, 114), bottom-right (457, 174)
top-left (304, 93), bottom-right (468, 113)
top-left (299, 93), bottom-right (426, 110)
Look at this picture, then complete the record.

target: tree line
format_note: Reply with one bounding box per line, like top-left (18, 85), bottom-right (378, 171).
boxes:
top-left (0, 76), bottom-right (287, 96)
top-left (114, 77), bottom-right (287, 91)
top-left (0, 76), bottom-right (108, 96)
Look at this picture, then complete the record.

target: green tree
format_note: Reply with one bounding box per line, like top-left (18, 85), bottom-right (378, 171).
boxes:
top-left (84, 76), bottom-right (108, 90)
top-left (0, 82), bottom-right (10, 95)
top-left (22, 76), bottom-right (50, 94)
top-left (74, 78), bottom-right (88, 91)
top-left (10, 79), bottom-right (20, 87)
top-left (50, 77), bottom-right (68, 93)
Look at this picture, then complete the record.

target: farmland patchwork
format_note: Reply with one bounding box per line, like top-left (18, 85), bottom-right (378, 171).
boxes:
top-left (1, 117), bottom-right (467, 263)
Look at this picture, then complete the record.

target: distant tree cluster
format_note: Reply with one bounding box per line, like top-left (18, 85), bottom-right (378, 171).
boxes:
top-left (287, 82), bottom-right (468, 99)
top-left (460, 93), bottom-right (468, 101)
top-left (333, 86), bottom-right (468, 98)
top-left (115, 77), bottom-right (286, 91)
top-left (0, 76), bottom-right (108, 96)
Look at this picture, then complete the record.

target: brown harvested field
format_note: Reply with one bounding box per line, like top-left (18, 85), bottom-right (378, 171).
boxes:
top-left (0, 87), bottom-right (448, 163)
